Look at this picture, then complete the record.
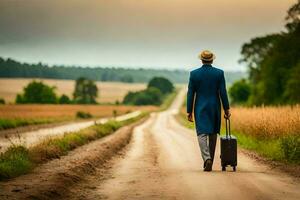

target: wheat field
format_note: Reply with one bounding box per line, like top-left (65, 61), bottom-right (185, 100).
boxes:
top-left (179, 101), bottom-right (300, 138)
top-left (0, 104), bottom-right (157, 120)
top-left (0, 78), bottom-right (146, 103)
top-left (230, 106), bottom-right (300, 138)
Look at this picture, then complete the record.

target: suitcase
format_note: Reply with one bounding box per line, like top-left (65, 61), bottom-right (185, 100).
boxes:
top-left (220, 118), bottom-right (237, 171)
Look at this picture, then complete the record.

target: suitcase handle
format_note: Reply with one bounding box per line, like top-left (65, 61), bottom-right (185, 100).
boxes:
top-left (225, 118), bottom-right (231, 138)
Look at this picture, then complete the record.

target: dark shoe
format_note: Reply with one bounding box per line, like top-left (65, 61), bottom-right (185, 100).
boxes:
top-left (204, 159), bottom-right (213, 172)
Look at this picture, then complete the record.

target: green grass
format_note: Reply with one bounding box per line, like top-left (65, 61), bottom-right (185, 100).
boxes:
top-left (175, 109), bottom-right (195, 129)
top-left (0, 113), bottom-right (147, 181)
top-left (229, 130), bottom-right (300, 164)
top-left (278, 135), bottom-right (300, 164)
top-left (76, 111), bottom-right (93, 119)
top-left (229, 130), bottom-right (284, 161)
top-left (0, 118), bottom-right (61, 130)
top-left (0, 146), bottom-right (32, 180)
top-left (159, 89), bottom-right (179, 111)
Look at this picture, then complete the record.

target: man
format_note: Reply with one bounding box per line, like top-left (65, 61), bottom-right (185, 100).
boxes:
top-left (187, 50), bottom-right (230, 172)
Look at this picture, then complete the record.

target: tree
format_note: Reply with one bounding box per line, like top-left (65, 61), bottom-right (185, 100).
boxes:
top-left (123, 87), bottom-right (163, 105)
top-left (285, 0), bottom-right (300, 32)
top-left (135, 87), bottom-right (162, 105)
top-left (147, 77), bottom-right (174, 94)
top-left (121, 75), bottom-right (134, 83)
top-left (123, 91), bottom-right (136, 105)
top-left (283, 63), bottom-right (300, 104)
top-left (59, 94), bottom-right (71, 104)
top-left (15, 81), bottom-right (57, 104)
top-left (123, 76), bottom-right (175, 106)
top-left (229, 79), bottom-right (251, 105)
top-left (239, 0), bottom-right (300, 105)
top-left (239, 34), bottom-right (281, 85)
top-left (73, 77), bottom-right (98, 104)
top-left (0, 98), bottom-right (5, 104)
top-left (15, 94), bottom-right (24, 104)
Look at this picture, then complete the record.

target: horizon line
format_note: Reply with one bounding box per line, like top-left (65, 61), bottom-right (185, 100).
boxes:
top-left (0, 55), bottom-right (246, 73)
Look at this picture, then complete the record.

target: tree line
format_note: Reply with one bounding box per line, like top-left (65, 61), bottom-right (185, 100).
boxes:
top-left (229, 0), bottom-right (300, 105)
top-left (0, 57), bottom-right (245, 85)
top-left (0, 57), bottom-right (188, 83)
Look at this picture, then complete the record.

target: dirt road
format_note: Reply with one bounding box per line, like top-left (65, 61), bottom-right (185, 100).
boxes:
top-left (65, 89), bottom-right (300, 200)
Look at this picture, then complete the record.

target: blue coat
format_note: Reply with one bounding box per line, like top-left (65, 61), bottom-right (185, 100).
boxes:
top-left (187, 64), bottom-right (230, 135)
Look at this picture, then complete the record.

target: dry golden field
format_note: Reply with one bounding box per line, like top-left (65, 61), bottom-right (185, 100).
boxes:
top-left (0, 78), bottom-right (146, 103)
top-left (231, 106), bottom-right (300, 138)
top-left (178, 99), bottom-right (300, 163)
top-left (179, 101), bottom-right (300, 138)
top-left (0, 104), bottom-right (157, 120)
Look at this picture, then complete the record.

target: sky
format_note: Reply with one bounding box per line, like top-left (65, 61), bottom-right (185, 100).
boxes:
top-left (0, 0), bottom-right (296, 71)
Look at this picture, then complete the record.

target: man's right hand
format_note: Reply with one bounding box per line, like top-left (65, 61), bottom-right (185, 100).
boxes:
top-left (187, 113), bottom-right (194, 122)
top-left (224, 109), bottom-right (231, 119)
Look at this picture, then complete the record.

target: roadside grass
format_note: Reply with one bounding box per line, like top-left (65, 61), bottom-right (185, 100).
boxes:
top-left (0, 146), bottom-right (32, 179)
top-left (0, 118), bottom-right (64, 130)
top-left (175, 107), bottom-right (195, 130)
top-left (159, 88), bottom-right (179, 111)
top-left (176, 101), bottom-right (300, 165)
top-left (228, 130), bottom-right (284, 161)
top-left (0, 113), bottom-right (147, 181)
top-left (229, 130), bottom-right (300, 164)
top-left (76, 111), bottom-right (93, 119)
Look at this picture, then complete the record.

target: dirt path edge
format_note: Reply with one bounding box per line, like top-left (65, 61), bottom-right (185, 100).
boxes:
top-left (0, 117), bottom-right (147, 200)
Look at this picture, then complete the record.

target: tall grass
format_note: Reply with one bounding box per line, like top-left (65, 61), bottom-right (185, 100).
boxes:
top-left (0, 146), bottom-right (32, 180)
top-left (230, 106), bottom-right (300, 164)
top-left (231, 106), bottom-right (300, 139)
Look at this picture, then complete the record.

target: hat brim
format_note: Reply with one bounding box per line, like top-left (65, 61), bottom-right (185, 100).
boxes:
top-left (200, 54), bottom-right (216, 61)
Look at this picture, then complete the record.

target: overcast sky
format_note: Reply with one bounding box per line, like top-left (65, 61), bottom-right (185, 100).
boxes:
top-left (0, 0), bottom-right (295, 71)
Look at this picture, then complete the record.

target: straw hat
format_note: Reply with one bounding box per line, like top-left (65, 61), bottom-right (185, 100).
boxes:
top-left (199, 50), bottom-right (215, 61)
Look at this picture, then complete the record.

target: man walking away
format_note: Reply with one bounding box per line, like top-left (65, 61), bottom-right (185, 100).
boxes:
top-left (187, 50), bottom-right (230, 172)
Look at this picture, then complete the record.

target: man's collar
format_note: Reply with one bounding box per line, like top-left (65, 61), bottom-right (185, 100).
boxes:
top-left (202, 64), bottom-right (212, 67)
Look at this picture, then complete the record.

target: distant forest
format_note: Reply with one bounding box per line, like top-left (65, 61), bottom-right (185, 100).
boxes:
top-left (238, 0), bottom-right (300, 105)
top-left (0, 57), bottom-right (245, 84)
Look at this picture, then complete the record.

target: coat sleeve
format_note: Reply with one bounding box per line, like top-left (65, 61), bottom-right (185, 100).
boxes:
top-left (219, 71), bottom-right (230, 110)
top-left (187, 72), bottom-right (195, 113)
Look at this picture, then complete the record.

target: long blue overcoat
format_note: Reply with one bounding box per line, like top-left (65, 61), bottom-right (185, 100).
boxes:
top-left (187, 64), bottom-right (230, 135)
